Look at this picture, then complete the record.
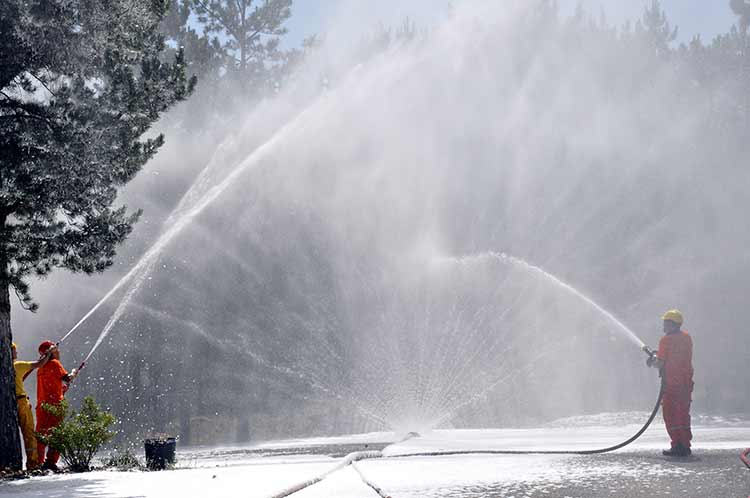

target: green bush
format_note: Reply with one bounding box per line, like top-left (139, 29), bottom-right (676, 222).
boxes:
top-left (36, 396), bottom-right (117, 472)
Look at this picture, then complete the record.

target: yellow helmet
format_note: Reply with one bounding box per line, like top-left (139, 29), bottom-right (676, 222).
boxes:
top-left (11, 342), bottom-right (16, 350)
top-left (662, 309), bottom-right (683, 326)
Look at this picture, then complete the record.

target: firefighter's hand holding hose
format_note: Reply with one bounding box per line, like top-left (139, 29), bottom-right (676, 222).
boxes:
top-left (61, 368), bottom-right (77, 394)
top-left (642, 345), bottom-right (663, 370)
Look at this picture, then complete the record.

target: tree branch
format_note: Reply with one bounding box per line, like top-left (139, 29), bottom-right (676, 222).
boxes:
top-left (10, 277), bottom-right (38, 313)
top-left (194, 0), bottom-right (241, 40)
top-left (27, 71), bottom-right (57, 97)
top-left (0, 98), bottom-right (57, 130)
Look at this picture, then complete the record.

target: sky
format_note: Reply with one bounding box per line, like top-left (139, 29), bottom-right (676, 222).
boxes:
top-left (284, 0), bottom-right (451, 46)
top-left (284, 0), bottom-right (739, 47)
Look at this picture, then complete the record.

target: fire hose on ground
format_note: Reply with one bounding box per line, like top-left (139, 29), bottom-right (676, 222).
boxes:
top-left (269, 351), bottom-right (665, 498)
top-left (268, 451), bottom-right (383, 498)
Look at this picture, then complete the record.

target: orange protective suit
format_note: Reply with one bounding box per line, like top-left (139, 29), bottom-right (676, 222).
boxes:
top-left (657, 330), bottom-right (694, 450)
top-left (36, 359), bottom-right (68, 466)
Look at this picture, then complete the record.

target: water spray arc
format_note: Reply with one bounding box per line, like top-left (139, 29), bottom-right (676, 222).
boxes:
top-left (55, 95), bottom-right (328, 372)
top-left (51, 0), bottom-right (654, 438)
top-left (269, 337), bottom-right (663, 497)
top-left (446, 251), bottom-right (646, 349)
top-left (296, 249), bottom-right (652, 433)
top-left (376, 250), bottom-right (652, 432)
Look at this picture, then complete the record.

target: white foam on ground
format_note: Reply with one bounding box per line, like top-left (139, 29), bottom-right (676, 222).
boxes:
top-left (292, 466), bottom-right (375, 498)
top-left (0, 459), bottom-right (334, 498)
top-left (385, 423), bottom-right (750, 456)
top-left (1, 425), bottom-right (747, 498)
top-left (360, 453), bottom-right (696, 498)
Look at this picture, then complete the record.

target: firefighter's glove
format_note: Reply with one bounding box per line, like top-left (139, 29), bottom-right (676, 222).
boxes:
top-left (646, 356), bottom-right (656, 368)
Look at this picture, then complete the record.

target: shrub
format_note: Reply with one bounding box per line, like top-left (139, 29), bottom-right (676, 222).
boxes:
top-left (36, 396), bottom-right (117, 472)
top-left (102, 447), bottom-right (142, 471)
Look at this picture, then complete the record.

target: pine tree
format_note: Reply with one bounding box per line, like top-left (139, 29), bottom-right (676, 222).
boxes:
top-left (0, 0), bottom-right (195, 470)
top-left (162, 0), bottom-right (226, 87)
top-left (636, 0), bottom-right (678, 57)
top-left (730, 0), bottom-right (750, 32)
top-left (190, 0), bottom-right (292, 94)
top-left (157, 1), bottom-right (298, 133)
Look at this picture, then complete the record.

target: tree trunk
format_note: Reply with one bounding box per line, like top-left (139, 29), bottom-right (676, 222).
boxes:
top-left (0, 272), bottom-right (22, 470)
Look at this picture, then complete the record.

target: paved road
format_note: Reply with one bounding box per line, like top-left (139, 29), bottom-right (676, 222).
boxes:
top-left (412, 450), bottom-right (750, 498)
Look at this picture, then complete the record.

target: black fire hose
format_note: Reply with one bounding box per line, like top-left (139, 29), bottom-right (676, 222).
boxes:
top-left (393, 376), bottom-right (665, 458)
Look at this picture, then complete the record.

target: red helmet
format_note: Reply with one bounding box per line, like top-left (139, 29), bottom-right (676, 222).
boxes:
top-left (38, 340), bottom-right (55, 354)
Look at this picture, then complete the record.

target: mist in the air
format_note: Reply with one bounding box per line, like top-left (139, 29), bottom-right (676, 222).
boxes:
top-left (12, 0), bottom-right (750, 443)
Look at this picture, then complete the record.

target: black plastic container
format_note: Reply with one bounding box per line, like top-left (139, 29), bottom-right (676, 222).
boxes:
top-left (144, 437), bottom-right (176, 470)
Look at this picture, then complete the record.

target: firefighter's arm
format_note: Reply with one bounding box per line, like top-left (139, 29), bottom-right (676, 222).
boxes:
top-left (31, 347), bottom-right (54, 370)
top-left (62, 368), bottom-right (78, 383)
top-left (650, 338), bottom-right (667, 369)
top-left (644, 346), bottom-right (664, 369)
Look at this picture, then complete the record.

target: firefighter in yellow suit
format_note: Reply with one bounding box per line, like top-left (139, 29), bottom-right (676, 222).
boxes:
top-left (12, 342), bottom-right (52, 470)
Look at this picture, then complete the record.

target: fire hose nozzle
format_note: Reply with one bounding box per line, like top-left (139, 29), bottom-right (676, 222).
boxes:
top-left (642, 345), bottom-right (662, 376)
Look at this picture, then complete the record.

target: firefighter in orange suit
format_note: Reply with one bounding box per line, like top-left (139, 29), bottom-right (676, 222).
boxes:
top-left (36, 341), bottom-right (78, 471)
top-left (647, 309), bottom-right (694, 457)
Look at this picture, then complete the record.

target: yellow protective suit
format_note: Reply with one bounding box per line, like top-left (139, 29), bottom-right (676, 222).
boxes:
top-left (17, 397), bottom-right (39, 469)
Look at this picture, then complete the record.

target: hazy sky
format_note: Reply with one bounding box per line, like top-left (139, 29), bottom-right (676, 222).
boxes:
top-left (285, 1), bottom-right (738, 46)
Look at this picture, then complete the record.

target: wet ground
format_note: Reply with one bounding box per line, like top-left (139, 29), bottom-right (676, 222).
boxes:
top-left (204, 441), bottom-right (391, 459)
top-left (2, 426), bottom-right (749, 498)
top-left (377, 450), bottom-right (750, 498)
